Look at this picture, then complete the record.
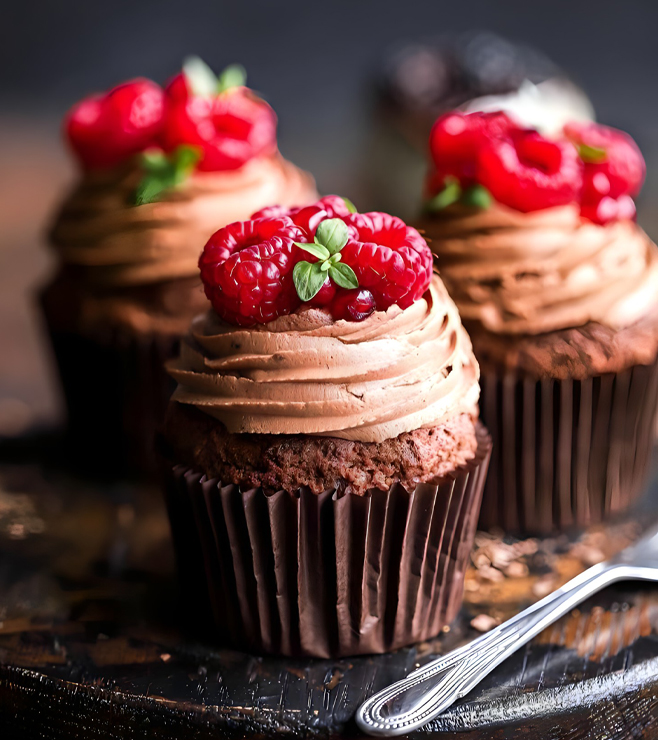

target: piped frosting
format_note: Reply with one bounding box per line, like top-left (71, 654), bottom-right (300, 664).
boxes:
top-left (168, 274), bottom-right (480, 443)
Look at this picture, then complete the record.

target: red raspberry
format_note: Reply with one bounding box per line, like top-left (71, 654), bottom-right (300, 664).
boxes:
top-left (201, 202), bottom-right (433, 326)
top-left (340, 212), bottom-right (433, 310)
top-left (477, 129), bottom-right (582, 212)
top-left (250, 204), bottom-right (293, 220)
top-left (581, 194), bottom-right (636, 225)
top-left (428, 111), bottom-right (516, 191)
top-left (199, 217), bottom-right (305, 326)
top-left (330, 289), bottom-right (376, 321)
top-left (65, 78), bottom-right (164, 169)
top-left (311, 195), bottom-right (355, 219)
top-left (160, 72), bottom-right (277, 171)
top-left (564, 121), bottom-right (645, 200)
top-left (308, 278), bottom-right (337, 307)
top-left (252, 196), bottom-right (358, 239)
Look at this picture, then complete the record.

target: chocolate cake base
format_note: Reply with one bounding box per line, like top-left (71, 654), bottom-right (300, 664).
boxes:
top-left (163, 424), bottom-right (491, 657)
top-left (39, 271), bottom-right (207, 476)
top-left (163, 403), bottom-right (479, 496)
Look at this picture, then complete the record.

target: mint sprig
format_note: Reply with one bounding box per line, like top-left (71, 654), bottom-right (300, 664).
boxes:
top-left (293, 218), bottom-right (358, 302)
top-left (217, 64), bottom-right (247, 93)
top-left (134, 145), bottom-right (201, 205)
top-left (461, 184), bottom-right (492, 209)
top-left (577, 143), bottom-right (607, 164)
top-left (424, 177), bottom-right (492, 212)
top-left (183, 56), bottom-right (247, 97)
top-left (341, 196), bottom-right (357, 213)
top-left (425, 177), bottom-right (461, 212)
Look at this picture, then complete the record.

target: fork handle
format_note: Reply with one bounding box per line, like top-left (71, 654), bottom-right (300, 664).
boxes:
top-left (356, 562), bottom-right (623, 736)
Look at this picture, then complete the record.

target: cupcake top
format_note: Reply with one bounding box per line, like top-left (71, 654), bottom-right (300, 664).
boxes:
top-left (50, 58), bottom-right (317, 287)
top-left (421, 110), bottom-right (658, 339)
top-left (168, 196), bottom-right (480, 443)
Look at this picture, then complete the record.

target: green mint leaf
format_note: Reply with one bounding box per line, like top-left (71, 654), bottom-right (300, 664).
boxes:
top-left (425, 178), bottom-right (461, 213)
top-left (174, 144), bottom-right (202, 172)
top-left (293, 261), bottom-right (326, 302)
top-left (183, 56), bottom-right (218, 98)
top-left (460, 184), bottom-right (492, 209)
top-left (329, 262), bottom-right (359, 290)
top-left (578, 143), bottom-right (607, 163)
top-left (135, 174), bottom-right (175, 206)
top-left (293, 241), bottom-right (331, 261)
top-left (134, 145), bottom-right (200, 206)
top-left (315, 218), bottom-right (349, 255)
top-left (217, 63), bottom-right (247, 93)
top-left (140, 148), bottom-right (170, 172)
top-left (341, 196), bottom-right (357, 213)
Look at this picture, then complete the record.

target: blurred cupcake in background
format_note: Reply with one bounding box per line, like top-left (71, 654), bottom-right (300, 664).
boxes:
top-left (365, 31), bottom-right (593, 219)
top-left (162, 197), bottom-right (491, 657)
top-left (418, 110), bottom-right (658, 534)
top-left (40, 58), bottom-right (317, 474)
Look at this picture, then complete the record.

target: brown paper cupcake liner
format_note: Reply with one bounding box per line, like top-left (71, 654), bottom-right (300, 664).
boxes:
top-left (163, 425), bottom-right (491, 658)
top-left (43, 322), bottom-right (179, 476)
top-left (478, 359), bottom-right (658, 535)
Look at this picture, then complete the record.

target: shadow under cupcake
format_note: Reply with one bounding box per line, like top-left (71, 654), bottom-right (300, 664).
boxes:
top-left (40, 58), bottom-right (317, 476)
top-left (419, 111), bottom-right (658, 534)
top-left (161, 196), bottom-right (491, 657)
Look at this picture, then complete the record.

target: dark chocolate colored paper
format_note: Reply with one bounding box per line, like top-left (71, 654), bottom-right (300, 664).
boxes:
top-left (478, 361), bottom-right (658, 534)
top-left (43, 323), bottom-right (178, 475)
top-left (165, 426), bottom-right (491, 658)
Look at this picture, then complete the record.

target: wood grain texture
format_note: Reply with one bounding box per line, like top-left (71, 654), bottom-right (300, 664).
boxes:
top-left (0, 443), bottom-right (657, 739)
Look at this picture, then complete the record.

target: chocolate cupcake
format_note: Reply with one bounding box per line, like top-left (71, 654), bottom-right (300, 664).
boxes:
top-left (419, 111), bottom-right (658, 533)
top-left (41, 58), bottom-right (317, 474)
top-left (162, 196), bottom-right (491, 657)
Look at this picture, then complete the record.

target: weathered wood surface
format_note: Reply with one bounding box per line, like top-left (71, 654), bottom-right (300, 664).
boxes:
top-left (0, 437), bottom-right (658, 739)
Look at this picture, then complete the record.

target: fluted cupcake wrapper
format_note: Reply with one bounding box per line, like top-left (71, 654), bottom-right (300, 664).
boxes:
top-left (478, 360), bottom-right (658, 535)
top-left (164, 425), bottom-right (491, 658)
top-left (43, 321), bottom-right (178, 476)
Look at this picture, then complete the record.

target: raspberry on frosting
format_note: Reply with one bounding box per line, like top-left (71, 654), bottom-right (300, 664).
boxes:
top-left (65, 78), bottom-right (164, 169)
top-left (426, 110), bottom-right (645, 224)
top-left (429, 111), bottom-right (514, 188)
top-left (564, 121), bottom-right (645, 224)
top-left (64, 57), bottom-right (278, 186)
top-left (198, 197), bottom-right (434, 326)
top-left (160, 58), bottom-right (277, 172)
top-left (477, 129), bottom-right (582, 212)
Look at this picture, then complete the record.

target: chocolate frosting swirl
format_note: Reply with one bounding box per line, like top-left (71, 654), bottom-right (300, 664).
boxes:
top-left (168, 275), bottom-right (480, 443)
top-left (423, 203), bottom-right (658, 335)
top-left (50, 154), bottom-right (317, 287)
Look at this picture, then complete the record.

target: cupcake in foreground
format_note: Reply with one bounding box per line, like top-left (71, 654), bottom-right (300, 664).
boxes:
top-left (419, 110), bottom-right (658, 534)
top-left (162, 196), bottom-right (491, 657)
top-left (41, 58), bottom-right (317, 473)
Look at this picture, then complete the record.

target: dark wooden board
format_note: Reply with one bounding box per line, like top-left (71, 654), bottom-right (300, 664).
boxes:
top-left (1, 437), bottom-right (658, 739)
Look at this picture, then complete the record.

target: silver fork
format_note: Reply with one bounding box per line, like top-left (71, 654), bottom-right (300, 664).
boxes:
top-left (356, 522), bottom-right (658, 737)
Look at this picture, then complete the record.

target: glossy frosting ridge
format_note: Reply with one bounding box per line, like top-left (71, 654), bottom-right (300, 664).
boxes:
top-left (424, 203), bottom-right (658, 335)
top-left (50, 153), bottom-right (317, 286)
top-left (168, 274), bottom-right (480, 443)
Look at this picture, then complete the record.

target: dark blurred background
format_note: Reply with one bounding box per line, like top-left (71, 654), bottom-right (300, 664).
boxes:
top-left (2, 0), bottom-right (658, 432)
